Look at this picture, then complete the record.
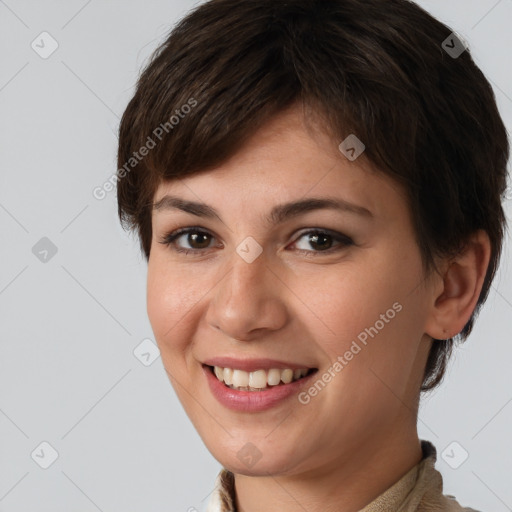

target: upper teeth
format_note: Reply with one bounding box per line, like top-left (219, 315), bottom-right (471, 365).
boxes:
top-left (213, 366), bottom-right (309, 390)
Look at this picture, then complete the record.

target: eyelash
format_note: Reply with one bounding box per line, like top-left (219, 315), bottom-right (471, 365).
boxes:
top-left (158, 226), bottom-right (354, 257)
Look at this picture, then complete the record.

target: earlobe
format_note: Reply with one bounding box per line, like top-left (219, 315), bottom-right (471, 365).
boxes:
top-left (425, 230), bottom-right (491, 340)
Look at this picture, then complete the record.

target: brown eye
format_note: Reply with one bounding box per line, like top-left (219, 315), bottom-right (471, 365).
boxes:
top-left (159, 228), bottom-right (216, 254)
top-left (184, 231), bottom-right (211, 249)
top-left (306, 233), bottom-right (332, 251)
top-left (292, 230), bottom-right (353, 254)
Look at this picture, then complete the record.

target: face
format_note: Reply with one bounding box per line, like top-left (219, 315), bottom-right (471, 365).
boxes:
top-left (147, 104), bottom-right (435, 477)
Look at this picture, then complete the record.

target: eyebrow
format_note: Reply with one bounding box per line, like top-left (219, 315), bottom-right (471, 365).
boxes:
top-left (152, 194), bottom-right (373, 225)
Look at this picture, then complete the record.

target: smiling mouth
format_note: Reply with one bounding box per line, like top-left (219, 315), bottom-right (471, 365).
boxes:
top-left (206, 364), bottom-right (318, 391)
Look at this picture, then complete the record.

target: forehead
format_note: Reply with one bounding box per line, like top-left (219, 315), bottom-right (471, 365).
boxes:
top-left (152, 105), bottom-right (408, 226)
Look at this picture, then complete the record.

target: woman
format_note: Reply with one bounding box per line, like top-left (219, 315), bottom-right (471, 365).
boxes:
top-left (116, 0), bottom-right (509, 510)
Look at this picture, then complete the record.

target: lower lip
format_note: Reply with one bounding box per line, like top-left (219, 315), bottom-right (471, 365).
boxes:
top-left (202, 365), bottom-right (317, 412)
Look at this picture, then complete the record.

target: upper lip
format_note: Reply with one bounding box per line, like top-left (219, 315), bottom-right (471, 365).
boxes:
top-left (202, 357), bottom-right (316, 372)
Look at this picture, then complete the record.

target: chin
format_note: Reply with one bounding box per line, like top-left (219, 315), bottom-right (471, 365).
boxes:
top-left (223, 456), bottom-right (299, 477)
top-left (204, 437), bottom-right (306, 476)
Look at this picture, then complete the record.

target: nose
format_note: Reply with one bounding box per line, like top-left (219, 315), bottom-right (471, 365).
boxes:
top-left (205, 247), bottom-right (289, 341)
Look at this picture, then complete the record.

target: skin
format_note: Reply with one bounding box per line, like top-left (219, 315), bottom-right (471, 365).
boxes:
top-left (146, 103), bottom-right (490, 512)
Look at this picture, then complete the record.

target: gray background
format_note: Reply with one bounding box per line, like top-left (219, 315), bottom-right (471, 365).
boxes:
top-left (0, 1), bottom-right (511, 511)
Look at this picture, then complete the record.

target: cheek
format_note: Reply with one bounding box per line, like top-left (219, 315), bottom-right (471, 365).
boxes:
top-left (146, 258), bottom-right (202, 355)
top-left (304, 252), bottom-right (425, 374)
top-left (296, 263), bottom-right (403, 346)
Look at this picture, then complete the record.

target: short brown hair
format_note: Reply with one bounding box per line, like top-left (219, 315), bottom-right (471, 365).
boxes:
top-left (116, 0), bottom-right (509, 392)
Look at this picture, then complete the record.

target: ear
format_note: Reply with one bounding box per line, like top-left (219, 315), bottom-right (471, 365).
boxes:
top-left (424, 229), bottom-right (491, 340)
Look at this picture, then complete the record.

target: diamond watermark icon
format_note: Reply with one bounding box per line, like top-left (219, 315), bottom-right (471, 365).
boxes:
top-left (237, 442), bottom-right (263, 468)
top-left (32, 237), bottom-right (58, 263)
top-left (339, 134), bottom-right (366, 161)
top-left (441, 441), bottom-right (469, 469)
top-left (442, 32), bottom-right (468, 59)
top-left (236, 236), bottom-right (263, 264)
top-left (31, 441), bottom-right (59, 469)
top-left (133, 338), bottom-right (160, 366)
top-left (31, 31), bottom-right (59, 59)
